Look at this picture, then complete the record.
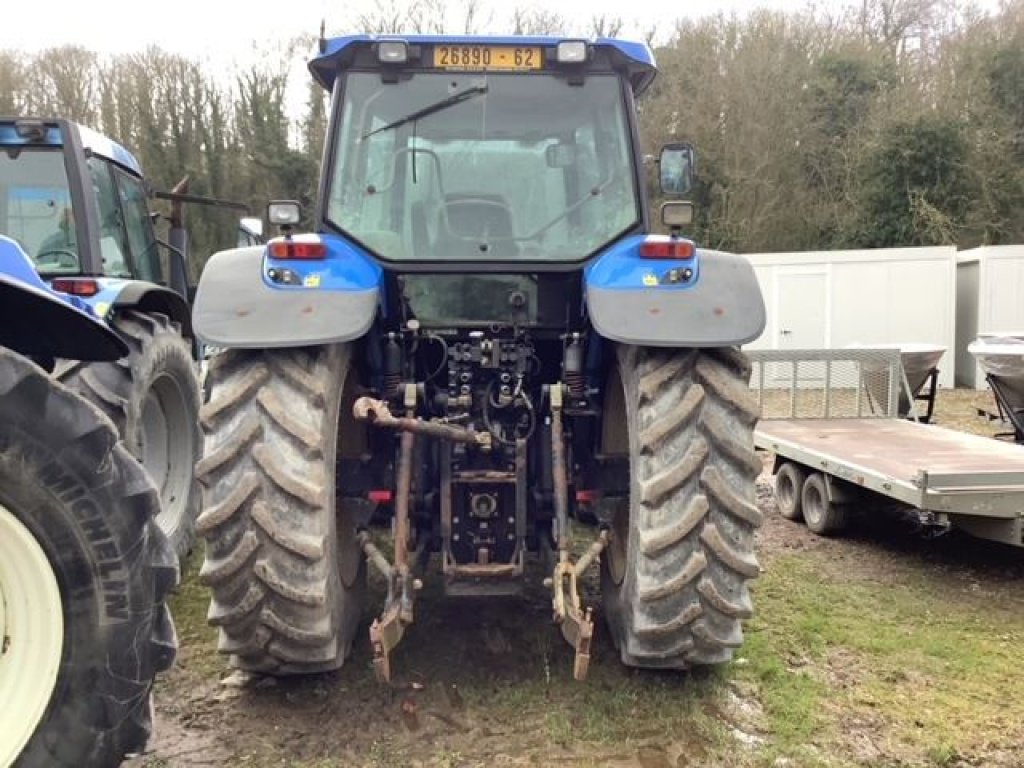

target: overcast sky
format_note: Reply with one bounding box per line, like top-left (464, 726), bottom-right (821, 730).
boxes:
top-left (2, 0), bottom-right (818, 65)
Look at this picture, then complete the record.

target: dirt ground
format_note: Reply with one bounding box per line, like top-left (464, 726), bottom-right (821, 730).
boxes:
top-left (129, 387), bottom-right (1024, 768)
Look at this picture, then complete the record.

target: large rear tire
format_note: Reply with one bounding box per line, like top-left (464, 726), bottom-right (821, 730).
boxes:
top-left (58, 309), bottom-right (201, 559)
top-left (0, 347), bottom-right (177, 767)
top-left (196, 345), bottom-right (366, 674)
top-left (601, 346), bottom-right (762, 668)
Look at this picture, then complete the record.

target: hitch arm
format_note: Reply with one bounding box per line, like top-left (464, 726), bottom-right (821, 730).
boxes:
top-left (353, 397), bottom-right (491, 447)
top-left (545, 383), bottom-right (610, 680)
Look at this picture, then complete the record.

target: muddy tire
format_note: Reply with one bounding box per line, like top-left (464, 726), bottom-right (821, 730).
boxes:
top-left (196, 344), bottom-right (366, 674)
top-left (0, 347), bottom-right (177, 767)
top-left (774, 462), bottom-right (807, 521)
top-left (801, 473), bottom-right (849, 536)
top-left (58, 309), bottom-right (201, 559)
top-left (601, 346), bottom-right (762, 668)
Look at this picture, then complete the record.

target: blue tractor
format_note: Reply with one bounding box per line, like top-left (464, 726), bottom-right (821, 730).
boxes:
top-left (0, 117), bottom-right (202, 558)
top-left (193, 36), bottom-right (766, 681)
top-left (0, 238), bottom-right (177, 765)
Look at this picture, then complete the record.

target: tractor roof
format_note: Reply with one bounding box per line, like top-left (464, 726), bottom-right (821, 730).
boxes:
top-left (77, 123), bottom-right (143, 176)
top-left (308, 35), bottom-right (657, 95)
top-left (0, 117), bottom-right (143, 177)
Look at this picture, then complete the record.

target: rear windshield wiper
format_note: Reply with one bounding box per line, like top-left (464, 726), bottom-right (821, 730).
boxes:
top-left (362, 85), bottom-right (488, 139)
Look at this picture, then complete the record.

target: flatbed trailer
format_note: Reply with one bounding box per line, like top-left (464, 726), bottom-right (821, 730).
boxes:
top-left (749, 349), bottom-right (1024, 548)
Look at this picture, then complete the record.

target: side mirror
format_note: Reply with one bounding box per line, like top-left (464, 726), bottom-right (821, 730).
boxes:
top-left (268, 200), bottom-right (301, 229)
top-left (658, 143), bottom-right (696, 197)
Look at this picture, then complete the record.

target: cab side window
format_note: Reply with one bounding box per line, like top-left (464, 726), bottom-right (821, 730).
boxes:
top-left (87, 157), bottom-right (131, 277)
top-left (115, 170), bottom-right (160, 283)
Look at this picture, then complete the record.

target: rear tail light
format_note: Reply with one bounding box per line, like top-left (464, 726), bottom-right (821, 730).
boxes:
top-left (268, 241), bottom-right (327, 260)
top-left (51, 278), bottom-right (100, 297)
top-left (368, 490), bottom-right (393, 503)
top-left (639, 240), bottom-right (695, 260)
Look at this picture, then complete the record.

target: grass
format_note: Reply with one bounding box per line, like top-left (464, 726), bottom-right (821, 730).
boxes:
top-left (165, 545), bottom-right (222, 681)
top-left (159, 520), bottom-right (1024, 767)
top-left (735, 550), bottom-right (1024, 766)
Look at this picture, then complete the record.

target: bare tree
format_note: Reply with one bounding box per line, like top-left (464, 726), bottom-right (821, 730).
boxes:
top-left (461, 0), bottom-right (493, 34)
top-left (855, 0), bottom-right (941, 55)
top-left (511, 7), bottom-right (567, 35)
top-left (0, 52), bottom-right (22, 114)
top-left (590, 14), bottom-right (624, 38)
top-left (358, 0), bottom-right (416, 34)
top-left (23, 46), bottom-right (99, 123)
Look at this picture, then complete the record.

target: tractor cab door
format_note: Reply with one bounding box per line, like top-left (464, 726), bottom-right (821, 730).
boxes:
top-left (85, 157), bottom-right (160, 282)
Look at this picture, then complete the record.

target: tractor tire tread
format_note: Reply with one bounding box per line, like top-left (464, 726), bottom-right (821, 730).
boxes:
top-left (604, 346), bottom-right (761, 669)
top-left (56, 309), bottom-right (201, 558)
top-left (1, 348), bottom-right (176, 766)
top-left (198, 347), bottom-right (363, 674)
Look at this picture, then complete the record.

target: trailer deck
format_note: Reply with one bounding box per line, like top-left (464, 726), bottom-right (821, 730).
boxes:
top-left (749, 348), bottom-right (1024, 547)
top-left (756, 418), bottom-right (1024, 521)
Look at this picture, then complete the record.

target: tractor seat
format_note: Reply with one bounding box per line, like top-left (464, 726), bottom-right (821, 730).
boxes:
top-left (438, 194), bottom-right (518, 259)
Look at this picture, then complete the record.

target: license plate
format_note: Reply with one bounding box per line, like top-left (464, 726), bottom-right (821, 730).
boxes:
top-left (432, 45), bottom-right (543, 71)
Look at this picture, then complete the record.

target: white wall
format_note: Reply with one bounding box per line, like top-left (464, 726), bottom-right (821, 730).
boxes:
top-left (957, 245), bottom-right (1024, 389)
top-left (745, 246), bottom-right (957, 388)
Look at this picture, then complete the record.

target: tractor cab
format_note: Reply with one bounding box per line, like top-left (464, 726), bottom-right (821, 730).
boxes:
top-left (313, 38), bottom-right (655, 267)
top-left (0, 118), bottom-right (162, 283)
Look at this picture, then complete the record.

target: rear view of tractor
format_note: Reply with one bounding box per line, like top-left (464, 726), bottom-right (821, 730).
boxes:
top-left (0, 236), bottom-right (177, 765)
top-left (194, 36), bottom-right (766, 680)
top-left (0, 117), bottom-right (202, 558)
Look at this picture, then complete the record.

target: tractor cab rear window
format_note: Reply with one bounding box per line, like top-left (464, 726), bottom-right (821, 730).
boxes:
top-left (326, 72), bottom-right (639, 263)
top-left (0, 148), bottom-right (80, 273)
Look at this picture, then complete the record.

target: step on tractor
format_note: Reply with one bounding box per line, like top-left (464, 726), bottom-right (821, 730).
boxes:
top-left (0, 236), bottom-right (177, 765)
top-left (0, 117), bottom-right (204, 558)
top-left (193, 35), bottom-right (767, 681)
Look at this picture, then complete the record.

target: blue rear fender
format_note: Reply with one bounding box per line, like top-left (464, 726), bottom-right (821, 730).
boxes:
top-left (0, 235), bottom-right (127, 361)
top-left (192, 233), bottom-right (383, 349)
top-left (585, 234), bottom-right (766, 347)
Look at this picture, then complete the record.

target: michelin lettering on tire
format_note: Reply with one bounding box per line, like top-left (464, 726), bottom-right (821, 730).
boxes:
top-left (0, 347), bottom-right (177, 767)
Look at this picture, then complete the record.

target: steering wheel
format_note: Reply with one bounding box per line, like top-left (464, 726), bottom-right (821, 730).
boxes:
top-left (36, 249), bottom-right (79, 270)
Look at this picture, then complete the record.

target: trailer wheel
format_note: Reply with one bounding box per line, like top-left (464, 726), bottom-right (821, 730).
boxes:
top-left (801, 473), bottom-right (849, 536)
top-left (196, 345), bottom-right (366, 674)
top-left (58, 310), bottom-right (201, 559)
top-left (0, 348), bottom-right (177, 767)
top-left (774, 462), bottom-right (807, 521)
top-left (600, 346), bottom-right (762, 668)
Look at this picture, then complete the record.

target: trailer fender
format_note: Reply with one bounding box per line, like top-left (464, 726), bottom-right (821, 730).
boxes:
top-left (0, 236), bottom-right (127, 361)
top-left (192, 236), bottom-right (382, 349)
top-left (585, 236), bottom-right (766, 347)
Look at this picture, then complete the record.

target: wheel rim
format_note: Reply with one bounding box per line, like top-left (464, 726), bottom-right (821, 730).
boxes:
top-left (140, 373), bottom-right (193, 538)
top-left (777, 471), bottom-right (797, 514)
top-left (0, 502), bottom-right (64, 765)
top-left (607, 502), bottom-right (629, 585)
top-left (803, 481), bottom-right (825, 529)
top-left (601, 360), bottom-right (628, 586)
